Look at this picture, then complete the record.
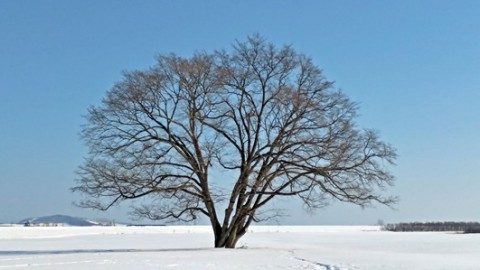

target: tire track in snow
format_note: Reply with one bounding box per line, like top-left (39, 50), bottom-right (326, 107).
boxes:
top-left (293, 256), bottom-right (338, 270)
top-left (289, 250), bottom-right (351, 270)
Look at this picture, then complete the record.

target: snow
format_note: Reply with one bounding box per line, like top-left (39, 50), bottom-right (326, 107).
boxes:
top-left (1, 226), bottom-right (479, 269)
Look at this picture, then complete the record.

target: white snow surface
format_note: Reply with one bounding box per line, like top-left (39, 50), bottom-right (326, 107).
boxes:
top-left (1, 226), bottom-right (479, 269)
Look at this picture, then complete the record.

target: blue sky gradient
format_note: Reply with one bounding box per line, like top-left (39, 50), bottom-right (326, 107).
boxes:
top-left (1, 0), bottom-right (479, 224)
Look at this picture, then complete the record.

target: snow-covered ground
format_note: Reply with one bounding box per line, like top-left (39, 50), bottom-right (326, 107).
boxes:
top-left (0, 226), bottom-right (479, 269)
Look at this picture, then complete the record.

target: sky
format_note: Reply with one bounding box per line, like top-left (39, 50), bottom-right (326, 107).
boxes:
top-left (1, 0), bottom-right (479, 225)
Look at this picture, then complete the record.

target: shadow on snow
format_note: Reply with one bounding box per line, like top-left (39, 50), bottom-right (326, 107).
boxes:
top-left (0, 248), bottom-right (212, 256)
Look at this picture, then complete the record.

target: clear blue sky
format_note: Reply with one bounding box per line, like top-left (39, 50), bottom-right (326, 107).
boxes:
top-left (1, 0), bottom-right (479, 224)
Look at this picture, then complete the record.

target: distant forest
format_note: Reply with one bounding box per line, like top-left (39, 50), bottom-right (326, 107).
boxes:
top-left (383, 222), bottom-right (480, 233)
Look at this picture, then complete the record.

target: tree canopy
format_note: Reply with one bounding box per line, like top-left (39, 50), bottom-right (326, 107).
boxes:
top-left (73, 36), bottom-right (396, 248)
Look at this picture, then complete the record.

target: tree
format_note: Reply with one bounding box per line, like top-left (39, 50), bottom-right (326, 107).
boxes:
top-left (73, 36), bottom-right (396, 248)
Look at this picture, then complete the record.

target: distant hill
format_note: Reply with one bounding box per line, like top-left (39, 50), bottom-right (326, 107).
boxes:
top-left (18, 214), bottom-right (98, 226)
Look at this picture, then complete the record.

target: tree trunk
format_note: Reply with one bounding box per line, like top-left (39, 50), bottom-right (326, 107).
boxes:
top-left (213, 224), bottom-right (247, 248)
top-left (213, 223), bottom-right (224, 248)
top-left (225, 234), bottom-right (238, 248)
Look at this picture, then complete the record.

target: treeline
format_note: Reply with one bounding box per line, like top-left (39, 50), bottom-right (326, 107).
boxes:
top-left (382, 222), bottom-right (480, 233)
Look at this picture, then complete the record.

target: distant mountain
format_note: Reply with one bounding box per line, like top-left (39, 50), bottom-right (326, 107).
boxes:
top-left (18, 214), bottom-right (98, 226)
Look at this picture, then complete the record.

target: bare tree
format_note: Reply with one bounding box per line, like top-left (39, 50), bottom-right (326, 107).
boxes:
top-left (73, 36), bottom-right (396, 248)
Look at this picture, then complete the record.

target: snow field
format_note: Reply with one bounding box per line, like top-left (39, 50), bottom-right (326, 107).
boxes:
top-left (1, 226), bottom-right (479, 269)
